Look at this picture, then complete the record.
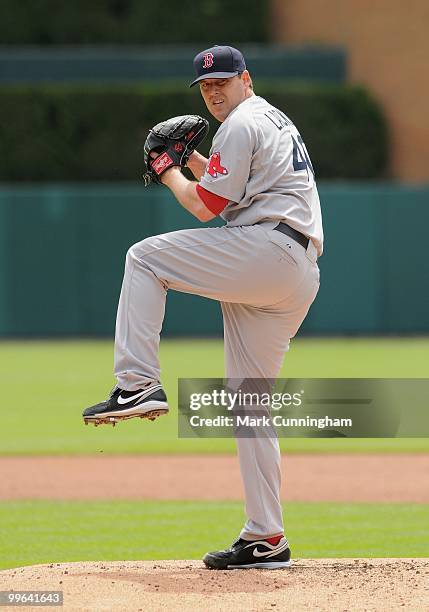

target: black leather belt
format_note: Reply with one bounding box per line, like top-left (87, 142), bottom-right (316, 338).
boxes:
top-left (273, 222), bottom-right (309, 250)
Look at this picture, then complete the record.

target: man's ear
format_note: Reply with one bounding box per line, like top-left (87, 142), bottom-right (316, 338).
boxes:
top-left (242, 70), bottom-right (253, 90)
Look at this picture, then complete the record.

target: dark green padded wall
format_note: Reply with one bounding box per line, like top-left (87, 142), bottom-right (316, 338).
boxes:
top-left (0, 183), bottom-right (427, 336)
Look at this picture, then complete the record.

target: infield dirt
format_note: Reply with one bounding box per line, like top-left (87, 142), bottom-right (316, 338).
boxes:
top-left (1, 453), bottom-right (428, 502)
top-left (1, 558), bottom-right (428, 611)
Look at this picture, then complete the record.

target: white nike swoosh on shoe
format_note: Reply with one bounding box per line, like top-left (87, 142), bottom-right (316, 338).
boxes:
top-left (244, 539), bottom-right (290, 558)
top-left (117, 385), bottom-right (162, 405)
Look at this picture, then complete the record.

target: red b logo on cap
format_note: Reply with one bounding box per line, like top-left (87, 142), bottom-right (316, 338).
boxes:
top-left (203, 52), bottom-right (214, 69)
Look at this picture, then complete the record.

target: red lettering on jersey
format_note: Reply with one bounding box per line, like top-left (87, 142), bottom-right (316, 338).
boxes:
top-left (203, 52), bottom-right (214, 68)
top-left (206, 152), bottom-right (228, 178)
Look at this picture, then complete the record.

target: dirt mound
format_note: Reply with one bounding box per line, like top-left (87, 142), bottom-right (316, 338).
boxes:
top-left (1, 558), bottom-right (427, 611)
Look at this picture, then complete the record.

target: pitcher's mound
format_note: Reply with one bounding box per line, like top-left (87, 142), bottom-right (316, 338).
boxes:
top-left (1, 558), bottom-right (427, 611)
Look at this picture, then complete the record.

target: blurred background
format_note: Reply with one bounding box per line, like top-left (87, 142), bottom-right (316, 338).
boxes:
top-left (0, 0), bottom-right (428, 572)
top-left (0, 0), bottom-right (427, 337)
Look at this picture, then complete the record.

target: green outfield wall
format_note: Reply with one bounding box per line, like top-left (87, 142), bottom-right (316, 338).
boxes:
top-left (0, 183), bottom-right (427, 336)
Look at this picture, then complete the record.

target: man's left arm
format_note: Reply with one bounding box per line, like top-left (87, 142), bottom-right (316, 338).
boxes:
top-left (186, 151), bottom-right (209, 181)
top-left (161, 168), bottom-right (215, 222)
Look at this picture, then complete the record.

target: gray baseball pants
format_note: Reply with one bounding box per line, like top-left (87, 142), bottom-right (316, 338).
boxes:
top-left (114, 221), bottom-right (320, 540)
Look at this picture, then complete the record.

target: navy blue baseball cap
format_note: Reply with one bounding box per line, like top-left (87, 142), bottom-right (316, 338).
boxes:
top-left (190, 45), bottom-right (246, 87)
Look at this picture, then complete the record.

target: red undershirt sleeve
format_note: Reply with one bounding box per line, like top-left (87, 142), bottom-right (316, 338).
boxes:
top-left (196, 183), bottom-right (230, 216)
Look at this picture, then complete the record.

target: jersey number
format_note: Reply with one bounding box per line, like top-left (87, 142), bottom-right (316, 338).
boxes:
top-left (292, 135), bottom-right (314, 178)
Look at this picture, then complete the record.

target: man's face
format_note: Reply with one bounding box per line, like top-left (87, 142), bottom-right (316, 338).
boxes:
top-left (199, 73), bottom-right (250, 122)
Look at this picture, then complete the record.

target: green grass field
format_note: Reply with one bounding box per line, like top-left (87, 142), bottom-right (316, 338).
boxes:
top-left (1, 337), bottom-right (429, 454)
top-left (0, 500), bottom-right (428, 570)
top-left (1, 338), bottom-right (428, 571)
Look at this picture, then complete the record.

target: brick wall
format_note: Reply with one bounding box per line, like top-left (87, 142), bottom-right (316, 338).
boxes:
top-left (271, 0), bottom-right (429, 182)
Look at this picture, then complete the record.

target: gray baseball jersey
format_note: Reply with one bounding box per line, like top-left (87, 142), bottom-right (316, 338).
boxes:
top-left (199, 94), bottom-right (323, 256)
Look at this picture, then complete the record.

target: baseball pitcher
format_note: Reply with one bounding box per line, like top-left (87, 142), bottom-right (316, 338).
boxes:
top-left (83, 45), bottom-right (323, 570)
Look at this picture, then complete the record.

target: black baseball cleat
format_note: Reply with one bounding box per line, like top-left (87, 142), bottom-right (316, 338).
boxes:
top-left (83, 383), bottom-right (169, 427)
top-left (203, 536), bottom-right (291, 570)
